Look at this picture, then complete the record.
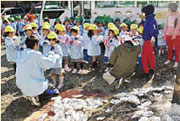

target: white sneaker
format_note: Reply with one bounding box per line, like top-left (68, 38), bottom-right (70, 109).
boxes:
top-left (105, 68), bottom-right (109, 72)
top-left (115, 78), bottom-right (123, 89)
top-left (84, 61), bottom-right (89, 64)
top-left (124, 79), bottom-right (130, 83)
top-left (72, 69), bottom-right (77, 73)
top-left (64, 65), bottom-right (71, 72)
top-left (173, 62), bottom-right (178, 68)
top-left (61, 69), bottom-right (65, 73)
top-left (77, 69), bottom-right (82, 74)
top-left (164, 60), bottom-right (170, 65)
top-left (31, 96), bottom-right (41, 106)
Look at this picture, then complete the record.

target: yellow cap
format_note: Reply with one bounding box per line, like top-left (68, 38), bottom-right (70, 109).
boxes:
top-left (55, 24), bottom-right (65, 31)
top-left (120, 23), bottom-right (127, 28)
top-left (48, 31), bottom-right (58, 39)
top-left (130, 24), bottom-right (138, 30)
top-left (138, 26), bottom-right (144, 34)
top-left (110, 27), bottom-right (119, 35)
top-left (55, 24), bottom-right (60, 30)
top-left (72, 26), bottom-right (80, 32)
top-left (89, 24), bottom-right (97, 31)
top-left (83, 23), bottom-right (90, 29)
top-left (24, 24), bottom-right (32, 30)
top-left (42, 22), bottom-right (50, 28)
top-left (42, 24), bottom-right (50, 30)
top-left (5, 25), bottom-right (14, 32)
top-left (108, 23), bottom-right (116, 29)
top-left (30, 22), bottom-right (37, 28)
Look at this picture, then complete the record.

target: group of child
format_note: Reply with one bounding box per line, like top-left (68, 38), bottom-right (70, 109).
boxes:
top-left (3, 9), bottom-right (166, 90)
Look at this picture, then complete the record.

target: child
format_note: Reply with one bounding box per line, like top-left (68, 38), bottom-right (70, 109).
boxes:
top-left (104, 27), bottom-right (120, 64)
top-left (1, 18), bottom-right (10, 36)
top-left (158, 24), bottom-right (166, 56)
top-left (55, 24), bottom-right (71, 72)
top-left (54, 18), bottom-right (61, 26)
top-left (64, 18), bottom-right (71, 36)
top-left (141, 4), bottom-right (159, 77)
top-left (16, 16), bottom-right (26, 37)
top-left (40, 23), bottom-right (50, 54)
top-left (97, 19), bottom-right (105, 36)
top-left (15, 35), bottom-right (57, 106)
top-left (82, 23), bottom-right (91, 63)
top-left (84, 19), bottom-right (91, 23)
top-left (75, 18), bottom-right (83, 35)
top-left (119, 23), bottom-right (130, 37)
top-left (34, 14), bottom-right (40, 31)
top-left (70, 16), bottom-right (75, 27)
top-left (70, 26), bottom-right (84, 74)
top-left (130, 24), bottom-right (138, 37)
top-left (46, 32), bottom-right (64, 89)
top-left (115, 17), bottom-right (121, 31)
top-left (43, 17), bottom-right (53, 31)
top-left (30, 22), bottom-right (41, 40)
top-left (87, 24), bottom-right (102, 70)
top-left (104, 23), bottom-right (116, 38)
top-left (130, 24), bottom-right (141, 44)
top-left (21, 25), bottom-right (33, 47)
top-left (4, 26), bottom-right (21, 71)
top-left (10, 17), bottom-right (17, 33)
top-left (94, 19), bottom-right (99, 26)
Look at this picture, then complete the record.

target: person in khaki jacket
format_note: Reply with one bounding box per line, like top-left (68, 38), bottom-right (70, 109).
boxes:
top-left (103, 35), bottom-right (141, 87)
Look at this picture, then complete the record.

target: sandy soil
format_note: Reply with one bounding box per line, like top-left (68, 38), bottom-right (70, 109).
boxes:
top-left (1, 43), bottom-right (177, 121)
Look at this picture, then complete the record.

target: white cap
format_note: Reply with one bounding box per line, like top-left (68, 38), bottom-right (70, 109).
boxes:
top-left (121, 35), bottom-right (139, 46)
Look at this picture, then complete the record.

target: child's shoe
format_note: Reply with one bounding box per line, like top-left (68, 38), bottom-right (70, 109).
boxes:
top-left (77, 69), bottom-right (82, 74)
top-left (164, 60), bottom-right (170, 65)
top-left (64, 65), bottom-right (71, 72)
top-left (105, 68), bottom-right (109, 72)
top-left (72, 69), bottom-right (77, 73)
top-left (84, 60), bottom-right (89, 64)
top-left (173, 62), bottom-right (178, 68)
top-left (31, 96), bottom-right (41, 106)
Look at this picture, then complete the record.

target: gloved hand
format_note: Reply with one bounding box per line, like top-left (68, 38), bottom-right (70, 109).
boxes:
top-left (151, 36), bottom-right (156, 45)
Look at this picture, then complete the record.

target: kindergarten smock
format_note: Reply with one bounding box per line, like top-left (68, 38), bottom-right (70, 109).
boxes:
top-left (104, 37), bottom-right (120, 58)
top-left (87, 35), bottom-right (101, 56)
top-left (70, 35), bottom-right (84, 59)
top-left (5, 36), bottom-right (20, 62)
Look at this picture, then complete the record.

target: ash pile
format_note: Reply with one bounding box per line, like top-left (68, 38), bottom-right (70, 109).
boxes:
top-left (44, 86), bottom-right (180, 121)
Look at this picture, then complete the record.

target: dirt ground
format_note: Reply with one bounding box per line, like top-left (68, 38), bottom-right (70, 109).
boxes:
top-left (1, 43), bottom-right (177, 121)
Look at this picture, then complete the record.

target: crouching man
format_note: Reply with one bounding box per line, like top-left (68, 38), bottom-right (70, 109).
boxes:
top-left (14, 36), bottom-right (58, 106)
top-left (103, 35), bottom-right (141, 88)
